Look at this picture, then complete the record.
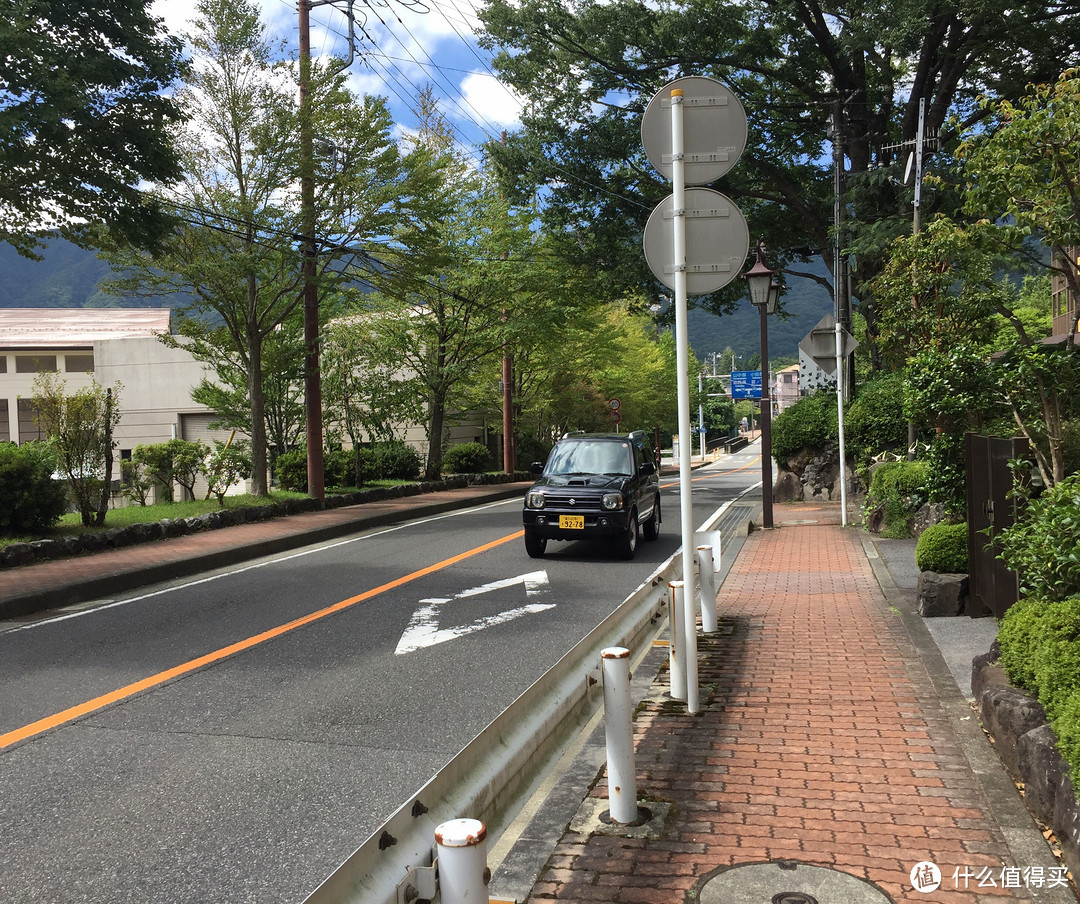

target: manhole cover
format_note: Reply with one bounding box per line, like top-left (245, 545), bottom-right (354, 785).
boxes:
top-left (698, 861), bottom-right (894, 904)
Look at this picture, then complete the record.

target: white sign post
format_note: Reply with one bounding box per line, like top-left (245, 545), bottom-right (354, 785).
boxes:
top-left (641, 77), bottom-right (748, 714)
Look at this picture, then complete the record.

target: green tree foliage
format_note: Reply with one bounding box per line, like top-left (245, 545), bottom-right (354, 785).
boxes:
top-left (477, 0), bottom-right (1080, 340)
top-left (0, 441), bottom-right (68, 533)
top-left (997, 474), bottom-right (1080, 602)
top-left (0, 0), bottom-right (186, 257)
top-left (960, 69), bottom-right (1080, 340)
top-left (31, 373), bottom-right (121, 526)
top-left (104, 0), bottom-right (446, 496)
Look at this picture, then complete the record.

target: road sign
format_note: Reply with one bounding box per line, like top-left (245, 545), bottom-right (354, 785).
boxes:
top-left (609, 398), bottom-right (621, 410)
top-left (613, 411), bottom-right (622, 424)
top-left (730, 370), bottom-right (762, 399)
top-left (642, 188), bottom-right (749, 295)
top-left (641, 76), bottom-right (748, 185)
top-left (798, 314), bottom-right (859, 374)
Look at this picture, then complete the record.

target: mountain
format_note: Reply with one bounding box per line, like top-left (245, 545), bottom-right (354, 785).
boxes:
top-left (686, 264), bottom-right (836, 365)
top-left (0, 237), bottom-right (173, 309)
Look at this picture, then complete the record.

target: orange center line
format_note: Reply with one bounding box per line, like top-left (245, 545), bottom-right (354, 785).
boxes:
top-left (0, 530), bottom-right (525, 752)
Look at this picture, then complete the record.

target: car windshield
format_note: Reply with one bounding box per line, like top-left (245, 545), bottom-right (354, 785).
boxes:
top-left (545, 440), bottom-right (633, 477)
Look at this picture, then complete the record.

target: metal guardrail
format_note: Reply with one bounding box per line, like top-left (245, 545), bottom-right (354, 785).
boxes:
top-left (303, 557), bottom-right (679, 904)
top-left (303, 491), bottom-right (750, 904)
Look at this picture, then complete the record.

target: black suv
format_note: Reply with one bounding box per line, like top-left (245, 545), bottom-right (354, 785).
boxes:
top-left (522, 431), bottom-right (661, 560)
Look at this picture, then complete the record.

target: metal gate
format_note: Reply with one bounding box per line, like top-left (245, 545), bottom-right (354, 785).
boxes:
top-left (964, 433), bottom-right (1026, 618)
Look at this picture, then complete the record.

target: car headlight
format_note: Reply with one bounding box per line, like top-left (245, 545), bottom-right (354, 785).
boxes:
top-left (527, 490), bottom-right (546, 509)
top-left (602, 492), bottom-right (623, 510)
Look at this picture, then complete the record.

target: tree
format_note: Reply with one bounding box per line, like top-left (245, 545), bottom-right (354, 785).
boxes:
top-left (32, 373), bottom-right (121, 526)
top-left (105, 0), bottom-right (445, 496)
top-left (477, 0), bottom-right (1080, 359)
top-left (0, 0), bottom-right (186, 257)
top-left (322, 313), bottom-right (423, 453)
top-left (960, 68), bottom-right (1080, 342)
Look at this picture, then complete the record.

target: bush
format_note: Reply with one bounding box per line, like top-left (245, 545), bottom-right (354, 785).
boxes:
top-left (998, 595), bottom-right (1080, 786)
top-left (442, 442), bottom-right (493, 474)
top-left (915, 521), bottom-right (968, 573)
top-left (373, 442), bottom-right (422, 480)
top-left (0, 441), bottom-right (68, 533)
top-left (275, 448), bottom-right (308, 492)
top-left (323, 448), bottom-right (355, 489)
top-left (996, 472), bottom-right (1080, 602)
top-left (771, 392), bottom-right (836, 464)
top-left (923, 432), bottom-right (967, 515)
top-left (844, 371), bottom-right (909, 465)
top-left (864, 459), bottom-right (928, 537)
top-left (204, 440), bottom-right (253, 506)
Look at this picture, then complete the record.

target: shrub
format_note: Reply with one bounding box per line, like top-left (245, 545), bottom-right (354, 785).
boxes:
top-left (864, 460), bottom-right (928, 537)
top-left (0, 441), bottom-right (68, 533)
top-left (998, 595), bottom-right (1080, 786)
top-left (923, 432), bottom-right (967, 515)
top-left (204, 440), bottom-right (253, 506)
top-left (442, 442), bottom-right (493, 474)
top-left (996, 473), bottom-right (1080, 602)
top-left (323, 448), bottom-right (355, 489)
top-left (275, 448), bottom-right (308, 492)
top-left (844, 371), bottom-right (908, 465)
top-left (915, 522), bottom-right (968, 573)
top-left (771, 392), bottom-right (836, 464)
top-left (373, 442), bottom-right (422, 480)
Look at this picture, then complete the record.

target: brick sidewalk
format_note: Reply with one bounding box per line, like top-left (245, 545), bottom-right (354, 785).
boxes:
top-left (525, 507), bottom-right (1074, 903)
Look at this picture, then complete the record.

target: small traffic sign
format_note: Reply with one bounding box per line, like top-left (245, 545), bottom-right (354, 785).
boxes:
top-left (613, 411), bottom-right (622, 424)
top-left (609, 398), bottom-right (621, 410)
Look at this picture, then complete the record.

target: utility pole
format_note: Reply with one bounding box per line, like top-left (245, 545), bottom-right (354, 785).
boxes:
top-left (298, 0), bottom-right (324, 500)
top-left (830, 98), bottom-right (854, 395)
top-left (500, 132), bottom-right (514, 475)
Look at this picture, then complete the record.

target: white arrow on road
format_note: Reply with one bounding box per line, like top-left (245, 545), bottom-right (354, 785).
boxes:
top-left (394, 570), bottom-right (553, 655)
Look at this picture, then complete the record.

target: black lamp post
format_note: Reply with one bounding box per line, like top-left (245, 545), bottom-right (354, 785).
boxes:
top-left (743, 241), bottom-right (781, 528)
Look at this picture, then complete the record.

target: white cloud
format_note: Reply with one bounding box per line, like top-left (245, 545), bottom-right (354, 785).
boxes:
top-left (460, 72), bottom-right (523, 127)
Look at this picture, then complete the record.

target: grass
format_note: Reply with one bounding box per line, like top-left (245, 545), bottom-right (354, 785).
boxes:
top-left (0, 479), bottom-right (416, 550)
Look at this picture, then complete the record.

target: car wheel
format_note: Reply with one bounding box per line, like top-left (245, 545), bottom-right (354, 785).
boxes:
top-left (642, 497), bottom-right (660, 541)
top-left (524, 528), bottom-right (547, 558)
top-left (617, 512), bottom-right (638, 560)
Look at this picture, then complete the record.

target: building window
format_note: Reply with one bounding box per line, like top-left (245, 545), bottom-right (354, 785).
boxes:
top-left (15, 355), bottom-right (57, 374)
top-left (0, 356), bottom-right (6, 373)
top-left (0, 399), bottom-right (8, 443)
top-left (65, 354), bottom-right (95, 373)
top-left (17, 398), bottom-right (44, 442)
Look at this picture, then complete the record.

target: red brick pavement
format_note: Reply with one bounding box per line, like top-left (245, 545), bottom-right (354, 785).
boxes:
top-left (525, 506), bottom-right (1070, 903)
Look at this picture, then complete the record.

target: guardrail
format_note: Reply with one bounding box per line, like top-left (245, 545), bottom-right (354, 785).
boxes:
top-left (304, 493), bottom-right (747, 904)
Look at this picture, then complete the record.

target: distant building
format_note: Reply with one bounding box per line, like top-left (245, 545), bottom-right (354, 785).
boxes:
top-left (1051, 247), bottom-right (1079, 339)
top-left (773, 363), bottom-right (802, 413)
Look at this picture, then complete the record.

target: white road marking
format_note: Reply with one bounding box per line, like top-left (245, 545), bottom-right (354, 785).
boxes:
top-left (395, 570), bottom-right (553, 655)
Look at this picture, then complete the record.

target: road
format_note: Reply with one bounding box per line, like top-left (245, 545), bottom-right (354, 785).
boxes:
top-left (0, 449), bottom-right (762, 904)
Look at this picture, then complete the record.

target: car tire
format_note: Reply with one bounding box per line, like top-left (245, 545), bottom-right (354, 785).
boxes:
top-left (617, 512), bottom-right (638, 560)
top-left (524, 528), bottom-right (547, 558)
top-left (642, 496), bottom-right (660, 541)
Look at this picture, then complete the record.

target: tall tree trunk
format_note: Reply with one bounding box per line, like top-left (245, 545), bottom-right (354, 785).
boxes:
top-left (247, 299), bottom-right (269, 496)
top-left (94, 387), bottom-right (114, 526)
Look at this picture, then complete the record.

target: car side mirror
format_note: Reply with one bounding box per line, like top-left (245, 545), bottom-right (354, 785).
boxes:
top-left (531, 461), bottom-right (544, 476)
top-left (641, 460), bottom-right (656, 475)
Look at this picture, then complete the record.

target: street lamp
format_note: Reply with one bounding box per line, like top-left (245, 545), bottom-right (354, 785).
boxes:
top-left (742, 240), bottom-right (781, 528)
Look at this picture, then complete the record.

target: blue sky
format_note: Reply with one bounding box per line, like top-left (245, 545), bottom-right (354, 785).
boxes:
top-left (152, 0), bottom-right (523, 160)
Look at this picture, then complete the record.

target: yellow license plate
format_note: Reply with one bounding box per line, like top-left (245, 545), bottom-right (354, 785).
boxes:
top-left (559, 515), bottom-right (585, 530)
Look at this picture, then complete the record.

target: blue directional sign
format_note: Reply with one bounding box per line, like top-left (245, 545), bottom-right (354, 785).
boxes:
top-left (730, 370), bottom-right (762, 399)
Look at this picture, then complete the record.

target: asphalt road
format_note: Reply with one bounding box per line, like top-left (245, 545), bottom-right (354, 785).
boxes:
top-left (0, 451), bottom-right (762, 904)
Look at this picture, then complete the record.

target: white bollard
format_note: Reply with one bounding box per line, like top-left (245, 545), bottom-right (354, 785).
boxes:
top-left (697, 545), bottom-right (718, 634)
top-left (601, 647), bottom-right (639, 825)
top-left (435, 818), bottom-right (489, 904)
top-left (668, 581), bottom-right (686, 701)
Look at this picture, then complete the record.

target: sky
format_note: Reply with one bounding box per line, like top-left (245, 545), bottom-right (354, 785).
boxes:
top-left (151, 0), bottom-right (524, 160)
